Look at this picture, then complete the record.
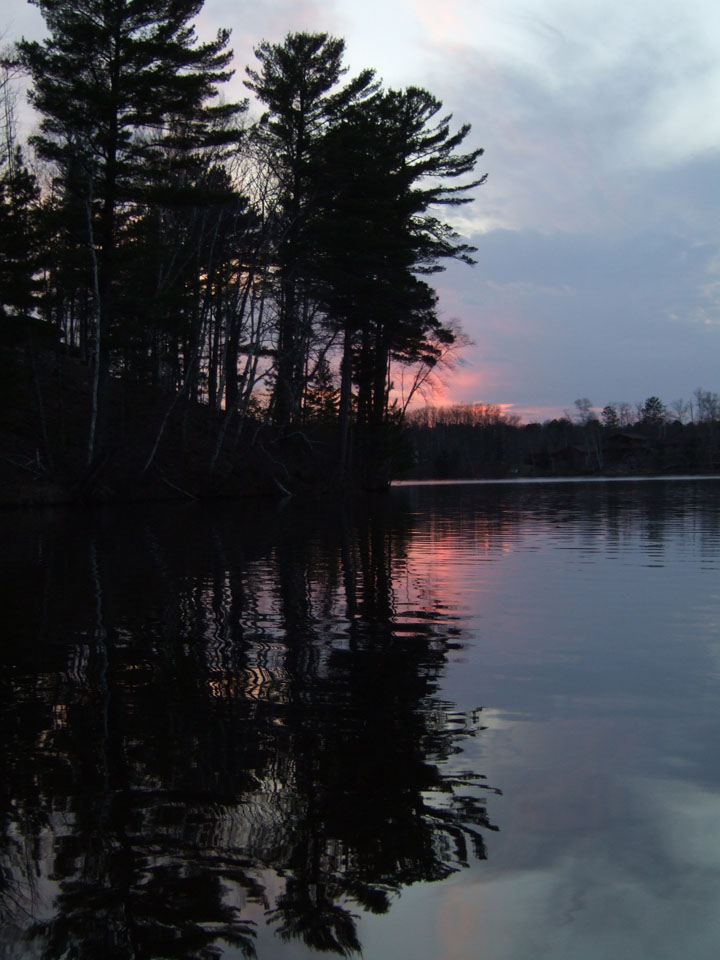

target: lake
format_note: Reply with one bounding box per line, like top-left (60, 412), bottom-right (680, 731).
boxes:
top-left (2, 477), bottom-right (720, 959)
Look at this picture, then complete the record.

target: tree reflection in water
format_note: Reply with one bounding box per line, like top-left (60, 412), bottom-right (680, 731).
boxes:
top-left (0, 497), bottom-right (498, 958)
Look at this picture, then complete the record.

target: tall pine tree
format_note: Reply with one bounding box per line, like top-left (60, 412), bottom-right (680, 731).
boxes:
top-left (314, 86), bottom-right (486, 484)
top-left (245, 32), bottom-right (376, 431)
top-left (0, 147), bottom-right (40, 327)
top-left (19, 0), bottom-right (246, 469)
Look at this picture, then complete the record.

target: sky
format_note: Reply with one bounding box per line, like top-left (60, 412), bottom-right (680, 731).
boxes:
top-left (5, 0), bottom-right (720, 421)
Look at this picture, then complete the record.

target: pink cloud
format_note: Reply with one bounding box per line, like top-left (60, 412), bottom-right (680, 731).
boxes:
top-left (408, 0), bottom-right (465, 40)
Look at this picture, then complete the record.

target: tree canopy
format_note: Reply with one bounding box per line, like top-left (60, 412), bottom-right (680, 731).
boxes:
top-left (3, 15), bottom-right (486, 497)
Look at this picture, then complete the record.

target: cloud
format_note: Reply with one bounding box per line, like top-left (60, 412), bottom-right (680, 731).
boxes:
top-left (406, 0), bottom-right (720, 237)
top-left (433, 217), bottom-right (720, 413)
top-left (407, 0), bottom-right (720, 416)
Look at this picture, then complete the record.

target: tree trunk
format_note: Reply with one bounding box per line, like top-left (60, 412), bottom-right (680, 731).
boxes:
top-left (338, 324), bottom-right (355, 479)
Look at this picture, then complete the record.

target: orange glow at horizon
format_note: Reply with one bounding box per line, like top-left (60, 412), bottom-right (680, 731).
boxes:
top-left (396, 367), bottom-right (570, 424)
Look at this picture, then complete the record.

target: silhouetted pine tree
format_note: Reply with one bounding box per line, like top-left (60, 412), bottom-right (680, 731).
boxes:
top-left (245, 31), bottom-right (377, 431)
top-left (18, 0), bottom-right (245, 469)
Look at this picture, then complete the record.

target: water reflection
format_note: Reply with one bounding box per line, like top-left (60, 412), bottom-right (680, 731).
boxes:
top-left (389, 479), bottom-right (720, 960)
top-left (0, 498), bottom-right (497, 959)
top-left (5, 479), bottom-right (720, 959)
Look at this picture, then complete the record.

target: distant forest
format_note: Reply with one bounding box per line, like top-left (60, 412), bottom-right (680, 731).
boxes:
top-left (404, 393), bottom-right (720, 479)
top-left (0, 0), bottom-right (486, 501)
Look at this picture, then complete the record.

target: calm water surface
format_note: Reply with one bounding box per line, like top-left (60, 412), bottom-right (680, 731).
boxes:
top-left (2, 478), bottom-right (720, 959)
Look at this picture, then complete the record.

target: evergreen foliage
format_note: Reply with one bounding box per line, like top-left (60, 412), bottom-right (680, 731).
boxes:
top-left (245, 31), bottom-right (378, 431)
top-left (0, 147), bottom-right (41, 324)
top-left (18, 0), bottom-right (246, 465)
top-left (4, 15), bottom-right (487, 498)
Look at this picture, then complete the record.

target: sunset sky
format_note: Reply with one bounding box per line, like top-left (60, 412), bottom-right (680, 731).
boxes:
top-left (6, 0), bottom-right (720, 421)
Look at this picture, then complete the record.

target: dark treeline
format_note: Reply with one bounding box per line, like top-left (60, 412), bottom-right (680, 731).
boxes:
top-left (0, 1), bottom-right (485, 500)
top-left (404, 392), bottom-right (720, 479)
